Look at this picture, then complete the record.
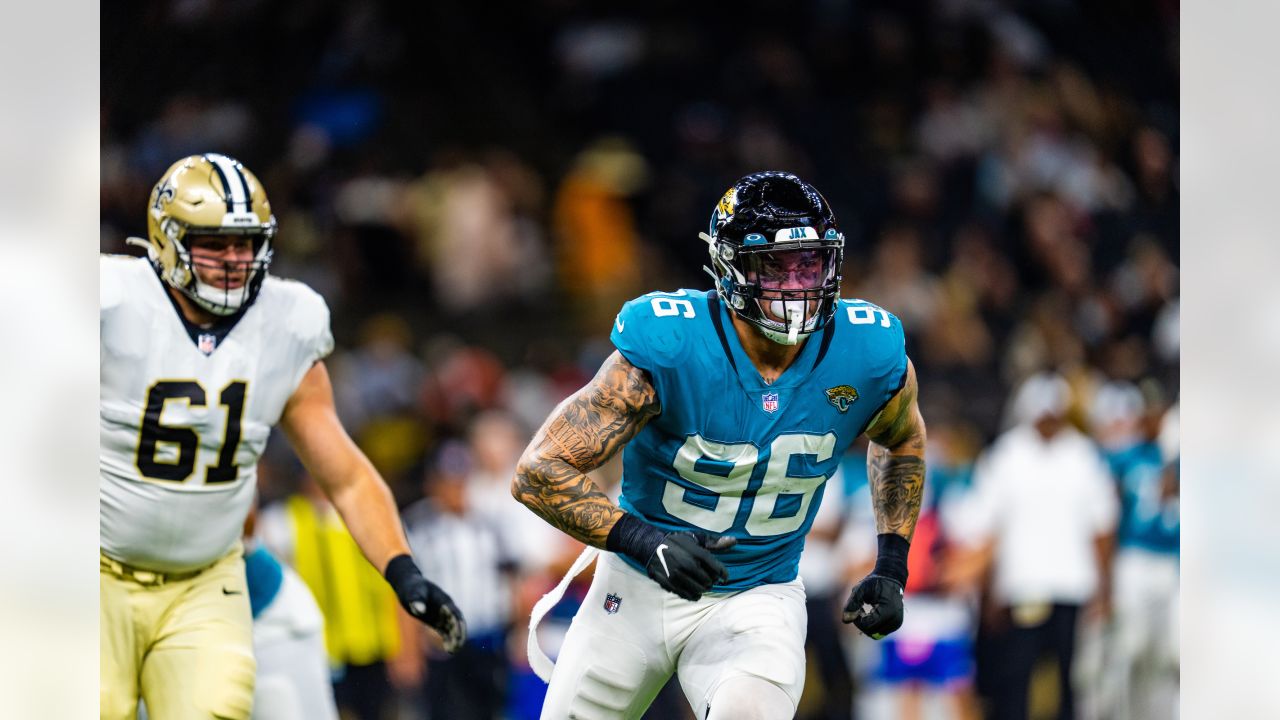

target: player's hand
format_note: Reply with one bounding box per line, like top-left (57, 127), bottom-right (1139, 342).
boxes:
top-left (385, 555), bottom-right (468, 653)
top-left (645, 532), bottom-right (736, 602)
top-left (402, 578), bottom-right (467, 654)
top-left (842, 574), bottom-right (905, 639)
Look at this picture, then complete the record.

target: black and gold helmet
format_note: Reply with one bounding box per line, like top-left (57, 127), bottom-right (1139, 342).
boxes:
top-left (130, 153), bottom-right (277, 315)
top-left (701, 171), bottom-right (844, 345)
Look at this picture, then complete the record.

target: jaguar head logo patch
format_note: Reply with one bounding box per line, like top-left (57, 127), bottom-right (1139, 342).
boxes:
top-left (825, 385), bottom-right (859, 413)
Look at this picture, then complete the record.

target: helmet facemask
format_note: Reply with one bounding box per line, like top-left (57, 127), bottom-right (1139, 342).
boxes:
top-left (705, 229), bottom-right (843, 345)
top-left (172, 225), bottom-right (275, 316)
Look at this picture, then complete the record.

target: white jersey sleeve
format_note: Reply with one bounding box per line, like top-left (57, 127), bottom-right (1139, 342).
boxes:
top-left (101, 254), bottom-right (128, 313)
top-left (100, 257), bottom-right (337, 572)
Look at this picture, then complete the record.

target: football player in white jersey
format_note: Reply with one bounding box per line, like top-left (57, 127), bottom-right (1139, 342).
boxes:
top-left (100, 153), bottom-right (466, 720)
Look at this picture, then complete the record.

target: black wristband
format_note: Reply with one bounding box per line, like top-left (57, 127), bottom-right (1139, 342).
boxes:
top-left (384, 553), bottom-right (423, 592)
top-left (872, 533), bottom-right (910, 586)
top-left (605, 513), bottom-right (666, 564)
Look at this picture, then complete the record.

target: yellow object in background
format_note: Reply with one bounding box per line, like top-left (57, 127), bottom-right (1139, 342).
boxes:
top-left (285, 496), bottom-right (401, 668)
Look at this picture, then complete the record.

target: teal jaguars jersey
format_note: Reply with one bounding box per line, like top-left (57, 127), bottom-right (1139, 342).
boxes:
top-left (610, 289), bottom-right (908, 591)
top-left (1108, 443), bottom-right (1179, 556)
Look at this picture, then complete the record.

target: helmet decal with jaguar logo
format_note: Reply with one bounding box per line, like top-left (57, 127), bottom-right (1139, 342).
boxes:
top-left (709, 186), bottom-right (738, 236)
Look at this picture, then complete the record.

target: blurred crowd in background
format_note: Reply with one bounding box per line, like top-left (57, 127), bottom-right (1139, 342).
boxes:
top-left (102, 1), bottom-right (1178, 718)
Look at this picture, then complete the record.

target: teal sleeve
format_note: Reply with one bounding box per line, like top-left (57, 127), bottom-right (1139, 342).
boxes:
top-left (610, 292), bottom-right (698, 400)
top-left (610, 297), bottom-right (654, 374)
top-left (856, 306), bottom-right (910, 435)
top-left (882, 312), bottom-right (909, 402)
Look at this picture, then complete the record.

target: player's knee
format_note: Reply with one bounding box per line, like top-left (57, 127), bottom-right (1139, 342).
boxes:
top-left (545, 639), bottom-right (652, 720)
top-left (706, 676), bottom-right (795, 720)
top-left (194, 650), bottom-right (256, 719)
top-left (564, 666), bottom-right (642, 720)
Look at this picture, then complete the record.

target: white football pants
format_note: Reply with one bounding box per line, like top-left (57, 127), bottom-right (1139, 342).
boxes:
top-left (536, 551), bottom-right (807, 720)
top-left (1109, 548), bottom-right (1179, 720)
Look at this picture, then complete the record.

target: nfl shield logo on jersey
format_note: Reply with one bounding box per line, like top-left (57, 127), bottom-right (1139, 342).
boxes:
top-left (761, 392), bottom-right (779, 413)
top-left (604, 592), bottom-right (622, 614)
top-left (197, 333), bottom-right (217, 355)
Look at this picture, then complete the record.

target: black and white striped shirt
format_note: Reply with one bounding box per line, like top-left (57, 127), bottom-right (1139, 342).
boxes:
top-left (402, 499), bottom-right (516, 639)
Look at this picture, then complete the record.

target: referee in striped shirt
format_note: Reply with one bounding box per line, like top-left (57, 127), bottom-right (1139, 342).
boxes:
top-left (399, 440), bottom-right (518, 719)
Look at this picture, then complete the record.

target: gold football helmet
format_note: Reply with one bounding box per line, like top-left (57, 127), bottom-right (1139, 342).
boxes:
top-left (129, 153), bottom-right (277, 315)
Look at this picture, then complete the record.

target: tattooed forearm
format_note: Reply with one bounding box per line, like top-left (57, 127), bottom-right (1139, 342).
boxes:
top-left (864, 359), bottom-right (926, 540)
top-left (867, 434), bottom-right (926, 540)
top-left (512, 449), bottom-right (623, 546)
top-left (512, 352), bottom-right (660, 547)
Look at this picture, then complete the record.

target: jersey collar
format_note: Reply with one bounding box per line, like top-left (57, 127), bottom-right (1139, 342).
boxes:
top-left (708, 292), bottom-right (833, 392)
top-left (149, 261), bottom-right (255, 356)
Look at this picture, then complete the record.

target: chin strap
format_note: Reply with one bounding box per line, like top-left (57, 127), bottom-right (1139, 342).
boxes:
top-left (126, 236), bottom-right (184, 285)
top-left (701, 264), bottom-right (721, 289)
top-left (126, 236), bottom-right (181, 289)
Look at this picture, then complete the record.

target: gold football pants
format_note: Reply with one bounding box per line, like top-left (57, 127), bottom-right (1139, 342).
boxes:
top-left (100, 547), bottom-right (255, 720)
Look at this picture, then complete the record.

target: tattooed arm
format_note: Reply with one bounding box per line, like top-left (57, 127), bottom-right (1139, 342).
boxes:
top-left (511, 351), bottom-right (660, 547)
top-left (842, 359), bottom-right (926, 637)
top-left (863, 359), bottom-right (927, 542)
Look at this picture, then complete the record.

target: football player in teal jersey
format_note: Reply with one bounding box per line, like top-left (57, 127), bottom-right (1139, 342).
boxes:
top-left (514, 172), bottom-right (926, 720)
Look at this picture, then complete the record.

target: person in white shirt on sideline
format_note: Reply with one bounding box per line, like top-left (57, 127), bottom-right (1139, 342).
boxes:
top-left (953, 372), bottom-right (1118, 720)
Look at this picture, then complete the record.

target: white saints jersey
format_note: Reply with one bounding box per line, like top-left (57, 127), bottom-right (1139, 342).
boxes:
top-left (100, 255), bottom-right (334, 572)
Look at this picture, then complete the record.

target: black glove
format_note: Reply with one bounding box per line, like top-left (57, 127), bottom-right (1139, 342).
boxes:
top-left (842, 534), bottom-right (909, 640)
top-left (607, 513), bottom-right (737, 601)
top-left (384, 554), bottom-right (467, 653)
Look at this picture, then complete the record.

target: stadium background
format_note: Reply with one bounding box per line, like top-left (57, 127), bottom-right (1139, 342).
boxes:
top-left (101, 1), bottom-right (1179, 719)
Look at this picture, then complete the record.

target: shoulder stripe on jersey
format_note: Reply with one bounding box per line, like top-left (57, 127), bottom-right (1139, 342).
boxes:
top-left (707, 291), bottom-right (739, 374)
top-left (204, 153), bottom-right (251, 213)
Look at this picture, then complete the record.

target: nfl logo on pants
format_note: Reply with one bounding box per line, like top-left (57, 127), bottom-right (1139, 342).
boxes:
top-left (603, 593), bottom-right (622, 614)
top-left (761, 392), bottom-right (779, 413)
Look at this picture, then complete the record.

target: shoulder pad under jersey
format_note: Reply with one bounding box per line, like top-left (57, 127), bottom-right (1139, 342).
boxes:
top-left (610, 289), bottom-right (706, 373)
top-left (259, 276), bottom-right (335, 368)
top-left (100, 254), bottom-right (152, 313)
top-left (837, 298), bottom-right (909, 407)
